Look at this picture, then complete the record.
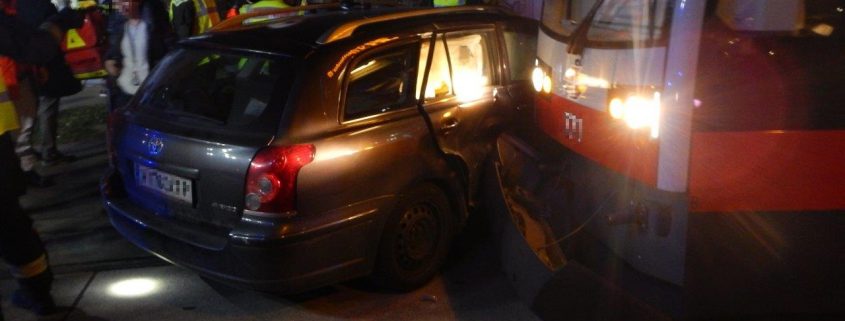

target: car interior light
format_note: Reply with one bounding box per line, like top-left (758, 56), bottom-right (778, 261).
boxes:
top-left (454, 72), bottom-right (486, 103)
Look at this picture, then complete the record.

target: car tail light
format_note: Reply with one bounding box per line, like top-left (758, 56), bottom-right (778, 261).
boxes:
top-left (244, 144), bottom-right (315, 215)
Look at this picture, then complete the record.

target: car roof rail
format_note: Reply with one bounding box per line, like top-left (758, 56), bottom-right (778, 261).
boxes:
top-left (317, 5), bottom-right (506, 44)
top-left (210, 3), bottom-right (343, 32)
top-left (339, 0), bottom-right (404, 10)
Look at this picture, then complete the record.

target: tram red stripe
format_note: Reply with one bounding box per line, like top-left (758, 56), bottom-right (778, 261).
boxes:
top-left (536, 95), bottom-right (659, 187)
top-left (690, 130), bottom-right (845, 212)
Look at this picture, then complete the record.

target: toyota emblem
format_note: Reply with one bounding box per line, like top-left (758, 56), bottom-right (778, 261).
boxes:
top-left (148, 134), bottom-right (164, 155)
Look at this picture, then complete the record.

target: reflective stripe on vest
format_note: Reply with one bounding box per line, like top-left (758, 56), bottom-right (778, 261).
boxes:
top-left (9, 254), bottom-right (49, 279)
top-left (0, 77), bottom-right (20, 136)
top-left (247, 0), bottom-right (289, 12)
top-left (433, 0), bottom-right (463, 7)
top-left (194, 0), bottom-right (221, 33)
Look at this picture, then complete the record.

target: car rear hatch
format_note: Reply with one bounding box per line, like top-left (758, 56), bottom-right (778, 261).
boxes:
top-left (111, 48), bottom-right (297, 238)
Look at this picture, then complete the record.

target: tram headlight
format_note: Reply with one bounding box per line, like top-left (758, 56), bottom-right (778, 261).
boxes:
top-left (532, 59), bottom-right (553, 94)
top-left (532, 66), bottom-right (545, 92)
top-left (608, 88), bottom-right (662, 138)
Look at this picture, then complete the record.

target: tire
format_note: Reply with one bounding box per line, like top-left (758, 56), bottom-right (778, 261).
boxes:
top-left (373, 183), bottom-right (454, 291)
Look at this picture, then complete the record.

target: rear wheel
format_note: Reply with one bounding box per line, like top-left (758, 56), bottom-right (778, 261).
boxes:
top-left (373, 184), bottom-right (453, 291)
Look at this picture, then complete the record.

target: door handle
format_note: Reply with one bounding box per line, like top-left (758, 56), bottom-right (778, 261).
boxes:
top-left (493, 87), bottom-right (503, 104)
top-left (440, 117), bottom-right (459, 132)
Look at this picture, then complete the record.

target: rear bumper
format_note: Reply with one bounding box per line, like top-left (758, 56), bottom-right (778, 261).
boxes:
top-left (101, 178), bottom-right (386, 293)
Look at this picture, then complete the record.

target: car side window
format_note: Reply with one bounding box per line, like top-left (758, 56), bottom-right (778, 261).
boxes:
top-left (416, 34), bottom-right (453, 101)
top-left (416, 31), bottom-right (493, 103)
top-left (503, 29), bottom-right (537, 82)
top-left (345, 44), bottom-right (417, 120)
top-left (445, 31), bottom-right (492, 102)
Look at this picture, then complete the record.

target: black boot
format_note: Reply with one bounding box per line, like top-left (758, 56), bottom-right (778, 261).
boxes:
top-left (12, 269), bottom-right (57, 316)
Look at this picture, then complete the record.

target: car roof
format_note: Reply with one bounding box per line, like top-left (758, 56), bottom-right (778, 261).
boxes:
top-left (182, 5), bottom-right (521, 58)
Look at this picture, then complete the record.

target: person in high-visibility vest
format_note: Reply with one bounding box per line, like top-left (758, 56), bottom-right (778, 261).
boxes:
top-left (0, 57), bottom-right (52, 187)
top-left (1, 0), bottom-right (83, 317)
top-left (169, 0), bottom-right (220, 39)
top-left (0, 74), bottom-right (18, 140)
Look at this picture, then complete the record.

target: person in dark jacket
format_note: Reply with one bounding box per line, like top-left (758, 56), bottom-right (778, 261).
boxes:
top-left (0, 0), bottom-right (82, 318)
top-left (15, 0), bottom-right (82, 165)
top-left (170, 0), bottom-right (194, 39)
top-left (104, 0), bottom-right (172, 111)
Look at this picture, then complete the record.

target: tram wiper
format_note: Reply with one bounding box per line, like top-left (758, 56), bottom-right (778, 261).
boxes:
top-left (566, 0), bottom-right (605, 56)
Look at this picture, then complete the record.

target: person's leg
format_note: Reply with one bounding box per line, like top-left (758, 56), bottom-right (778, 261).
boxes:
top-left (13, 78), bottom-right (38, 171)
top-left (0, 134), bottom-right (55, 315)
top-left (0, 196), bottom-right (55, 316)
top-left (37, 95), bottom-right (59, 159)
top-left (13, 79), bottom-right (52, 187)
top-left (38, 95), bottom-right (75, 164)
top-left (108, 78), bottom-right (132, 112)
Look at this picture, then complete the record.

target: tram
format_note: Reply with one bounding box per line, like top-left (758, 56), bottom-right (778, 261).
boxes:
top-left (495, 0), bottom-right (845, 318)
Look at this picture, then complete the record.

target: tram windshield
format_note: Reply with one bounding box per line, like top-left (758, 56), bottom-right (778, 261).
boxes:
top-left (541, 0), bottom-right (672, 43)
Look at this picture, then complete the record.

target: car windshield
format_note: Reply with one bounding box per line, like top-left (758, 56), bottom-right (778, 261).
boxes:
top-left (136, 49), bottom-right (293, 133)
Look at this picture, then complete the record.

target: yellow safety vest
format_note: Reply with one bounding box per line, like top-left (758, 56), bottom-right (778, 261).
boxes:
top-left (240, 0), bottom-right (289, 14)
top-left (433, 0), bottom-right (463, 7)
top-left (195, 0), bottom-right (221, 33)
top-left (0, 77), bottom-right (19, 136)
top-left (170, 0), bottom-right (221, 35)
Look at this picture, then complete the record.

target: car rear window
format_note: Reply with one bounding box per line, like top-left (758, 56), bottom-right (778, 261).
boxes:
top-left (135, 49), bottom-right (294, 134)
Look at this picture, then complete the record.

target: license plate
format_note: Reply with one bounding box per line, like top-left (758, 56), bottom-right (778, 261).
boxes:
top-left (135, 164), bottom-right (193, 203)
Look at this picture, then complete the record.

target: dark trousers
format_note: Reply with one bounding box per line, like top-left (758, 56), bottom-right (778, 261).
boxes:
top-left (0, 133), bottom-right (51, 289)
top-left (107, 77), bottom-right (132, 112)
top-left (37, 95), bottom-right (61, 158)
top-left (0, 193), bottom-right (45, 269)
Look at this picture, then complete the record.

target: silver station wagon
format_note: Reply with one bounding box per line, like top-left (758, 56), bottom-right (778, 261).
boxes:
top-left (101, 4), bottom-right (537, 292)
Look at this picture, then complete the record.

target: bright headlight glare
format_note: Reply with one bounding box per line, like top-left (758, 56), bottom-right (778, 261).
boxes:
top-left (609, 98), bottom-right (624, 119)
top-left (542, 75), bottom-right (552, 94)
top-left (608, 92), bottom-right (661, 138)
top-left (532, 67), bottom-right (545, 92)
top-left (564, 67), bottom-right (577, 79)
